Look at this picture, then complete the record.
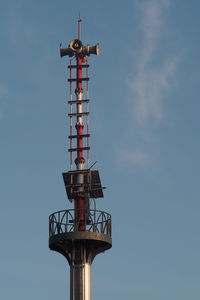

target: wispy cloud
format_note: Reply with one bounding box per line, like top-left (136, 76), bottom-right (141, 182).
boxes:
top-left (130, 0), bottom-right (176, 127)
top-left (120, 0), bottom-right (180, 168)
top-left (120, 150), bottom-right (152, 169)
top-left (130, 55), bottom-right (178, 127)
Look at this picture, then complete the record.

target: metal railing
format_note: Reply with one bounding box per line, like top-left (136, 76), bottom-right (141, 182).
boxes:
top-left (49, 209), bottom-right (112, 238)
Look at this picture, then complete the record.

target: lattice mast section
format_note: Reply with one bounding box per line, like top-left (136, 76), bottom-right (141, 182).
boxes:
top-left (68, 20), bottom-right (91, 231)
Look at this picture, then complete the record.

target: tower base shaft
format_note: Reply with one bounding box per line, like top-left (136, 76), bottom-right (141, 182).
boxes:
top-left (70, 262), bottom-right (91, 300)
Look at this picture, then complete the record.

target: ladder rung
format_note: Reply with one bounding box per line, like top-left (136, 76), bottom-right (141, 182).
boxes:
top-left (68, 147), bottom-right (90, 152)
top-left (68, 99), bottom-right (90, 104)
top-left (68, 64), bottom-right (89, 69)
top-left (68, 134), bottom-right (90, 139)
top-left (68, 78), bottom-right (89, 82)
top-left (68, 112), bottom-right (90, 117)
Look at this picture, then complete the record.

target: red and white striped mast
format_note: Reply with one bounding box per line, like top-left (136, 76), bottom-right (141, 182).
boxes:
top-left (73, 19), bottom-right (88, 231)
top-left (49, 20), bottom-right (112, 300)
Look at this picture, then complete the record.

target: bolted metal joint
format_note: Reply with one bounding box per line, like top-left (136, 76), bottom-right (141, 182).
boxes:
top-left (75, 87), bottom-right (84, 95)
top-left (75, 123), bottom-right (84, 130)
top-left (75, 157), bottom-right (85, 165)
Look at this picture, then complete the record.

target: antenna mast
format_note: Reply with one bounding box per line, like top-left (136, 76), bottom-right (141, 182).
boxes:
top-left (49, 20), bottom-right (112, 300)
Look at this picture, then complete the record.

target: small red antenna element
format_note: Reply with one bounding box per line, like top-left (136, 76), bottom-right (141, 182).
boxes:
top-left (49, 21), bottom-right (112, 300)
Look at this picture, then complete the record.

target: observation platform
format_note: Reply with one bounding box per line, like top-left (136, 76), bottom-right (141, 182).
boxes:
top-left (49, 209), bottom-right (112, 262)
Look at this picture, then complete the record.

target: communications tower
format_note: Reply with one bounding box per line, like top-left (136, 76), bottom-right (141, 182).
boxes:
top-left (49, 20), bottom-right (112, 300)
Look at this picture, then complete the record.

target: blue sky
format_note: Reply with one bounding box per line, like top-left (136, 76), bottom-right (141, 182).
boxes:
top-left (1, 0), bottom-right (200, 299)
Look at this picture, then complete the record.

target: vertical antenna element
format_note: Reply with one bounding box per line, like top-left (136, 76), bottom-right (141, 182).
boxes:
top-left (49, 21), bottom-right (112, 300)
top-left (69, 59), bottom-right (73, 170)
top-left (78, 16), bottom-right (81, 40)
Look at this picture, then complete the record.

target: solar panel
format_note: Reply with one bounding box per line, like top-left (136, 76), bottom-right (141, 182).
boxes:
top-left (63, 170), bottom-right (104, 201)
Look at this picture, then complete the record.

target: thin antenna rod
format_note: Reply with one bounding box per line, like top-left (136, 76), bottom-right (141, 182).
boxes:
top-left (78, 14), bottom-right (81, 40)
